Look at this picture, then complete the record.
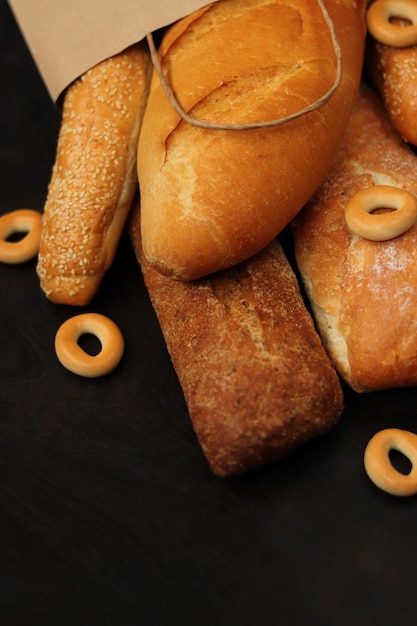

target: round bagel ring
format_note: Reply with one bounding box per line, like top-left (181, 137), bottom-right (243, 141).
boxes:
top-left (55, 313), bottom-right (125, 377)
top-left (0, 209), bottom-right (42, 263)
top-left (364, 428), bottom-right (417, 496)
top-left (366, 0), bottom-right (417, 47)
top-left (344, 185), bottom-right (417, 241)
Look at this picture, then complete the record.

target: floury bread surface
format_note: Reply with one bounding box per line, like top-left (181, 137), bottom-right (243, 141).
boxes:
top-left (292, 87), bottom-right (417, 393)
top-left (137, 0), bottom-right (367, 281)
top-left (37, 43), bottom-right (151, 305)
top-left (130, 203), bottom-right (343, 477)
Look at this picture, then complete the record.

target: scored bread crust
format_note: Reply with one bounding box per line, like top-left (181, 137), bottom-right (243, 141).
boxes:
top-left (130, 201), bottom-right (343, 477)
top-left (137, 0), bottom-right (367, 281)
top-left (292, 86), bottom-right (417, 393)
top-left (37, 43), bottom-right (151, 306)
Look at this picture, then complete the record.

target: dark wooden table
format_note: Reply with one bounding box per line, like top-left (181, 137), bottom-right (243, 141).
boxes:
top-left (1, 3), bottom-right (417, 624)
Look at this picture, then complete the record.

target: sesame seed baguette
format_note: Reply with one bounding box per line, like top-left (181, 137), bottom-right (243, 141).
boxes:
top-left (365, 36), bottom-right (417, 146)
top-left (37, 43), bottom-right (151, 306)
top-left (130, 200), bottom-right (343, 477)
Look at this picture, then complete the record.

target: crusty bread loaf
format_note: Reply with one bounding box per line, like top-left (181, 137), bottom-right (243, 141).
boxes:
top-left (292, 86), bottom-right (417, 393)
top-left (130, 201), bottom-right (343, 477)
top-left (365, 39), bottom-right (417, 146)
top-left (37, 43), bottom-right (151, 306)
top-left (137, 0), bottom-right (367, 281)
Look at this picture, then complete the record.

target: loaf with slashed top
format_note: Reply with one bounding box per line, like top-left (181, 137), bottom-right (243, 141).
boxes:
top-left (137, 0), bottom-right (367, 281)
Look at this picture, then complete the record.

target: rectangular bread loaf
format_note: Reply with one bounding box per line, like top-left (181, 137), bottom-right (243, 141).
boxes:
top-left (130, 203), bottom-right (343, 476)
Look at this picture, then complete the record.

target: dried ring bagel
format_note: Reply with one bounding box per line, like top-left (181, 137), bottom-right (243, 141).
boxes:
top-left (55, 313), bottom-right (124, 378)
top-left (364, 428), bottom-right (417, 496)
top-left (345, 185), bottom-right (417, 241)
top-left (0, 209), bottom-right (42, 263)
top-left (366, 0), bottom-right (417, 47)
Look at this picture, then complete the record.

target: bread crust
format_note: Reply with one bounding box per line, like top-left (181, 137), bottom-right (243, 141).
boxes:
top-left (138, 0), bottom-right (367, 281)
top-left (365, 37), bottom-right (417, 146)
top-left (292, 86), bottom-right (417, 392)
top-left (130, 202), bottom-right (343, 477)
top-left (37, 43), bottom-right (151, 305)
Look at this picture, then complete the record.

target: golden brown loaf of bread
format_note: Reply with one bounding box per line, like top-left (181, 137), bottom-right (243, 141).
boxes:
top-left (137, 0), bottom-right (367, 281)
top-left (37, 43), bottom-right (151, 306)
top-left (130, 202), bottom-right (343, 477)
top-left (292, 86), bottom-right (417, 393)
top-left (365, 39), bottom-right (417, 146)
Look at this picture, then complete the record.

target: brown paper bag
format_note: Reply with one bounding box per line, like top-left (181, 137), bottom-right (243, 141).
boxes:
top-left (8, 0), bottom-right (211, 101)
